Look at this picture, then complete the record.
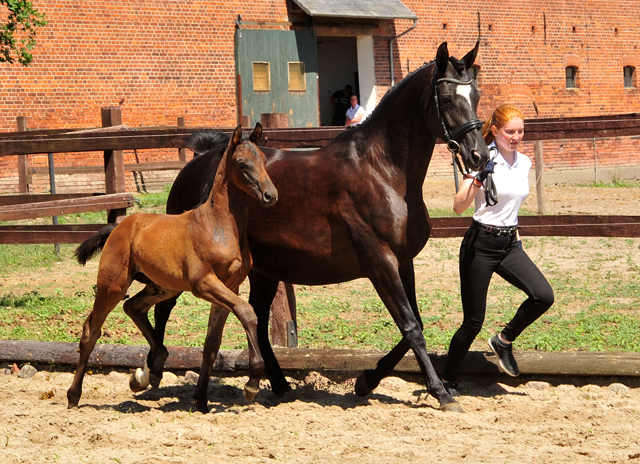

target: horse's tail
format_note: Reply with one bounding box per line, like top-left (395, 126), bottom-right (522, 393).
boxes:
top-left (75, 224), bottom-right (116, 265)
top-left (187, 130), bottom-right (230, 157)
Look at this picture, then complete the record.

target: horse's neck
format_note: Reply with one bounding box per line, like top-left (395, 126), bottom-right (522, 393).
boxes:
top-left (198, 157), bottom-right (248, 236)
top-left (366, 96), bottom-right (437, 197)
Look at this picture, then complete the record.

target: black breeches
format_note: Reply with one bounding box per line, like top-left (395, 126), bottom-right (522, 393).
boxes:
top-left (443, 225), bottom-right (554, 381)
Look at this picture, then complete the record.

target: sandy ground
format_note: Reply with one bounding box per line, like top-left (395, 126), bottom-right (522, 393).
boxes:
top-left (1, 179), bottom-right (640, 463)
top-left (1, 369), bottom-right (640, 464)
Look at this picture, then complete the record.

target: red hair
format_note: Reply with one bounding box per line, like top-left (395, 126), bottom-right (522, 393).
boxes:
top-left (482, 104), bottom-right (524, 145)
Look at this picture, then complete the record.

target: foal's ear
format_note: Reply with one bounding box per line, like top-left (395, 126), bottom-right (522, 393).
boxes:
top-left (435, 42), bottom-right (449, 78)
top-left (230, 125), bottom-right (243, 150)
top-left (462, 41), bottom-right (480, 69)
top-left (250, 122), bottom-right (263, 144)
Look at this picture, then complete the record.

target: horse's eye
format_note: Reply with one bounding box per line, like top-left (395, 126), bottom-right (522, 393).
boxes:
top-left (441, 95), bottom-right (452, 106)
top-left (237, 160), bottom-right (248, 170)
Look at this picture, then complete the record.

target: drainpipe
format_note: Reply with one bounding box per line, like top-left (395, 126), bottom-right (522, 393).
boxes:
top-left (390, 19), bottom-right (418, 87)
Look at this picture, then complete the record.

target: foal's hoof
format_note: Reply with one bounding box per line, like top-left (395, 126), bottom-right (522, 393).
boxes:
top-left (243, 384), bottom-right (259, 403)
top-left (129, 368), bottom-right (150, 393)
top-left (66, 390), bottom-right (80, 409)
top-left (354, 369), bottom-right (376, 397)
top-left (439, 400), bottom-right (465, 413)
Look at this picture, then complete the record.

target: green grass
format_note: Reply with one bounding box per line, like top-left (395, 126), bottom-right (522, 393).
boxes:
top-left (1, 188), bottom-right (639, 353)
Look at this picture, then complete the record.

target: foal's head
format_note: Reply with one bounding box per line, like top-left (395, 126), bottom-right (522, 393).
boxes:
top-left (225, 123), bottom-right (278, 207)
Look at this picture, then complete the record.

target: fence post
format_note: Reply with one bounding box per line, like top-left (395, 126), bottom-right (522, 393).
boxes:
top-left (534, 140), bottom-right (546, 215)
top-left (16, 116), bottom-right (29, 193)
top-left (260, 112), bottom-right (297, 347)
top-left (177, 116), bottom-right (186, 162)
top-left (101, 106), bottom-right (127, 223)
top-left (270, 282), bottom-right (298, 347)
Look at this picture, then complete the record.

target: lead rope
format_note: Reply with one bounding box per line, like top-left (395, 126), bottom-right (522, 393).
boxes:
top-left (483, 147), bottom-right (499, 206)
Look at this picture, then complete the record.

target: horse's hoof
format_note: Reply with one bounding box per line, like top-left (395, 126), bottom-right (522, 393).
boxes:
top-left (193, 398), bottom-right (209, 414)
top-left (354, 369), bottom-right (376, 397)
top-left (67, 390), bottom-right (80, 409)
top-left (272, 382), bottom-right (292, 397)
top-left (243, 384), bottom-right (259, 403)
top-left (149, 373), bottom-right (163, 389)
top-left (439, 400), bottom-right (465, 413)
top-left (129, 368), bottom-right (149, 393)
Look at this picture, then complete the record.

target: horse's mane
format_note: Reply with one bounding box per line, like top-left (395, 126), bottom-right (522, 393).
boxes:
top-left (365, 59), bottom-right (435, 123)
top-left (188, 130), bottom-right (231, 156)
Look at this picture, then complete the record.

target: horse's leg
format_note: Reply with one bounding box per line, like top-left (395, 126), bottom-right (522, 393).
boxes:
top-left (359, 255), bottom-right (462, 412)
top-left (192, 303), bottom-right (230, 413)
top-left (248, 270), bottom-right (291, 396)
top-left (123, 285), bottom-right (181, 392)
top-left (355, 262), bottom-right (419, 396)
top-left (67, 283), bottom-right (128, 408)
top-left (192, 275), bottom-right (264, 413)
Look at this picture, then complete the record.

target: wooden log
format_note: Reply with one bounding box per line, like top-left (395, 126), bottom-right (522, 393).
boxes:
top-left (0, 341), bottom-right (245, 371)
top-left (0, 224), bottom-right (107, 244)
top-left (1, 341), bottom-right (639, 376)
top-left (0, 193), bottom-right (133, 221)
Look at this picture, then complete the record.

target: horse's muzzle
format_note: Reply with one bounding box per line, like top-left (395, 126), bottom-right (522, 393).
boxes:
top-left (261, 188), bottom-right (278, 207)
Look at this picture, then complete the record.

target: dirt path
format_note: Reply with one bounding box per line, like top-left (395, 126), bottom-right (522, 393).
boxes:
top-left (1, 180), bottom-right (640, 463)
top-left (2, 370), bottom-right (640, 464)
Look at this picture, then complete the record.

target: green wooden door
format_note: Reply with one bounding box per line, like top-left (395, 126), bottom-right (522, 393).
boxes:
top-left (235, 29), bottom-right (319, 128)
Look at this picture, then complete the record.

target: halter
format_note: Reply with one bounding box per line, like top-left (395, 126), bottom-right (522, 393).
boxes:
top-left (431, 67), bottom-right (483, 175)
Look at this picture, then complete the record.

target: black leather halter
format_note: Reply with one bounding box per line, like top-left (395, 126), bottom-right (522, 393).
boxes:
top-left (432, 67), bottom-right (483, 174)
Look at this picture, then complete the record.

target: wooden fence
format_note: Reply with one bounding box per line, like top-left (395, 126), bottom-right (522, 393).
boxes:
top-left (2, 108), bottom-right (640, 355)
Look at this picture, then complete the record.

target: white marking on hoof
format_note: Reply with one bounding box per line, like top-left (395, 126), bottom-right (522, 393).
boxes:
top-left (135, 361), bottom-right (151, 389)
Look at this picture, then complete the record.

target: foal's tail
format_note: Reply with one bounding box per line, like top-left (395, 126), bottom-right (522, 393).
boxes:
top-left (75, 224), bottom-right (116, 265)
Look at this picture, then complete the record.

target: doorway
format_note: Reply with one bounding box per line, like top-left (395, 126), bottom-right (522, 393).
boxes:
top-left (317, 36), bottom-right (358, 126)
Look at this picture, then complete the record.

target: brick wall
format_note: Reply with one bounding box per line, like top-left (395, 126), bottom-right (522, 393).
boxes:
top-left (1, 0), bottom-right (639, 194)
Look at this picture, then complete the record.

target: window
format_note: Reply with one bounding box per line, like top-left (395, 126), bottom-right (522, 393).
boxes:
top-left (288, 62), bottom-right (306, 92)
top-left (565, 66), bottom-right (578, 88)
top-left (624, 66), bottom-right (636, 88)
top-left (468, 66), bottom-right (479, 86)
top-left (252, 62), bottom-right (270, 92)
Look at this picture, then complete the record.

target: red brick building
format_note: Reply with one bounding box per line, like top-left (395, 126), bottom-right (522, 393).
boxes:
top-left (1, 0), bottom-right (639, 193)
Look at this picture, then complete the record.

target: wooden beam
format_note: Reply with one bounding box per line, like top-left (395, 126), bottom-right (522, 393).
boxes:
top-left (0, 193), bottom-right (133, 221)
top-left (0, 224), bottom-right (106, 244)
top-left (28, 161), bottom-right (187, 176)
top-left (1, 341), bottom-right (639, 377)
top-left (429, 215), bottom-right (640, 238)
top-left (0, 193), bottom-right (106, 207)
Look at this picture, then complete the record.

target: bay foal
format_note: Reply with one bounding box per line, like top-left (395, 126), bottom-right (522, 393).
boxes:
top-left (67, 124), bottom-right (277, 412)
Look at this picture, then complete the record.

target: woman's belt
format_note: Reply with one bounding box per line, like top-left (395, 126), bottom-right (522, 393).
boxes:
top-left (472, 220), bottom-right (518, 236)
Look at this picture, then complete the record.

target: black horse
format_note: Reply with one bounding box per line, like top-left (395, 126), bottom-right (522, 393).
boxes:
top-left (131, 42), bottom-right (488, 412)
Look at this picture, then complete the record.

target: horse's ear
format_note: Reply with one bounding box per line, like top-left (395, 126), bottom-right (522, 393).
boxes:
top-left (250, 122), bottom-right (263, 144)
top-left (229, 125), bottom-right (242, 151)
top-left (435, 42), bottom-right (449, 78)
top-left (462, 41), bottom-right (479, 69)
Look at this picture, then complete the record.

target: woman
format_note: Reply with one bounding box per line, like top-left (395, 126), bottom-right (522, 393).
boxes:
top-left (442, 104), bottom-right (554, 395)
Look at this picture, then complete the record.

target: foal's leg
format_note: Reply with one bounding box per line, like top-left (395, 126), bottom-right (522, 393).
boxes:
top-left (248, 270), bottom-right (291, 396)
top-left (123, 284), bottom-right (182, 391)
top-left (360, 255), bottom-right (462, 412)
top-left (67, 283), bottom-right (129, 408)
top-left (192, 274), bottom-right (263, 413)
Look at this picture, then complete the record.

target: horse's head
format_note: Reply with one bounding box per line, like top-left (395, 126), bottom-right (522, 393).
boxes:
top-left (226, 123), bottom-right (278, 207)
top-left (431, 41), bottom-right (489, 172)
